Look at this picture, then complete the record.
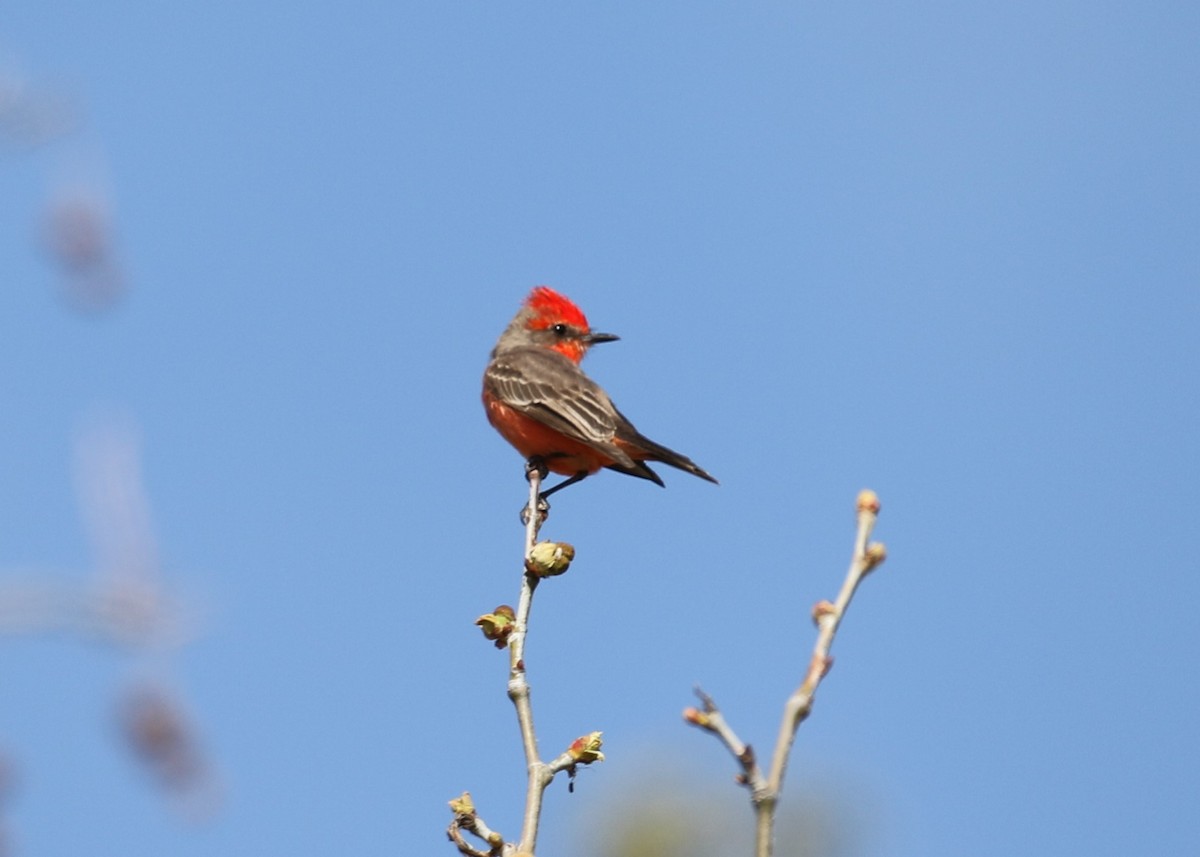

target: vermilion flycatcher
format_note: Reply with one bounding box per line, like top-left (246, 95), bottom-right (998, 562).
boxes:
top-left (483, 286), bottom-right (717, 497)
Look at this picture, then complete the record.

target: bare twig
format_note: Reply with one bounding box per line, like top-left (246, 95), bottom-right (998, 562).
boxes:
top-left (685, 490), bottom-right (887, 857)
top-left (509, 467), bottom-right (548, 853)
top-left (452, 466), bottom-right (602, 856)
top-left (683, 688), bottom-right (766, 794)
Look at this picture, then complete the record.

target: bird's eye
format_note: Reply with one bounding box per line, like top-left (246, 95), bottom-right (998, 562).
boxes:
top-left (551, 323), bottom-right (568, 336)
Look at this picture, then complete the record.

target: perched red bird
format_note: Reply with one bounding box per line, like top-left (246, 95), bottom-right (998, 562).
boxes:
top-left (482, 286), bottom-right (717, 497)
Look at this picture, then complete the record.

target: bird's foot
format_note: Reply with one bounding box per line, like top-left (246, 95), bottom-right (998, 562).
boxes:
top-left (525, 457), bottom-right (550, 483)
top-left (519, 495), bottom-right (550, 526)
top-left (520, 457), bottom-right (552, 525)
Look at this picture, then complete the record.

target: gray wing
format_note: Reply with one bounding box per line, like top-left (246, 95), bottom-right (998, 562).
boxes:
top-left (484, 347), bottom-right (639, 469)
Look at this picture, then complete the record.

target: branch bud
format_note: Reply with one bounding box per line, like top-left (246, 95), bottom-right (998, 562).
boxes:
top-left (856, 489), bottom-right (881, 515)
top-left (448, 791), bottom-right (475, 816)
top-left (475, 605), bottom-right (516, 648)
top-left (567, 731), bottom-right (605, 764)
top-left (682, 707), bottom-right (712, 729)
top-left (811, 600), bottom-right (837, 625)
top-left (525, 541), bottom-right (575, 577)
top-left (863, 541), bottom-right (887, 572)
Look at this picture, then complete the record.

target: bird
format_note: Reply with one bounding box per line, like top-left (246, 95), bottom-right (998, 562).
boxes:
top-left (482, 286), bottom-right (717, 499)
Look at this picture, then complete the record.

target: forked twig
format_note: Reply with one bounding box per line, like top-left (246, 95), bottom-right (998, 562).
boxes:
top-left (685, 490), bottom-right (887, 857)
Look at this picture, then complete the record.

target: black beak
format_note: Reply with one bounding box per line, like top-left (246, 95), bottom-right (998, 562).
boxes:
top-left (585, 331), bottom-right (620, 345)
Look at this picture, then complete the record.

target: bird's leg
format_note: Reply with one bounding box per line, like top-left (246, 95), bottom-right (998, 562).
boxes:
top-left (520, 458), bottom-right (553, 526)
top-left (539, 471), bottom-right (589, 500)
top-left (519, 459), bottom-right (590, 524)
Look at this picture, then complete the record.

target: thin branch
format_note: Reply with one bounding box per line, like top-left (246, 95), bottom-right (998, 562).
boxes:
top-left (765, 491), bottom-right (882, 797)
top-left (453, 466), bottom-right (603, 857)
top-left (683, 688), bottom-right (765, 794)
top-left (507, 466), bottom-right (543, 756)
top-left (509, 467), bottom-right (548, 853)
top-left (684, 490), bottom-right (887, 857)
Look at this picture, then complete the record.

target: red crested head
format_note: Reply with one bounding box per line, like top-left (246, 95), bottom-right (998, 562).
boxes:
top-left (523, 286), bottom-right (590, 331)
top-left (490, 286), bottom-right (619, 364)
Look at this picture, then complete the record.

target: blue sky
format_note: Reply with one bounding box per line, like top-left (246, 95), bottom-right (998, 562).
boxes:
top-left (1, 2), bottom-right (1197, 855)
